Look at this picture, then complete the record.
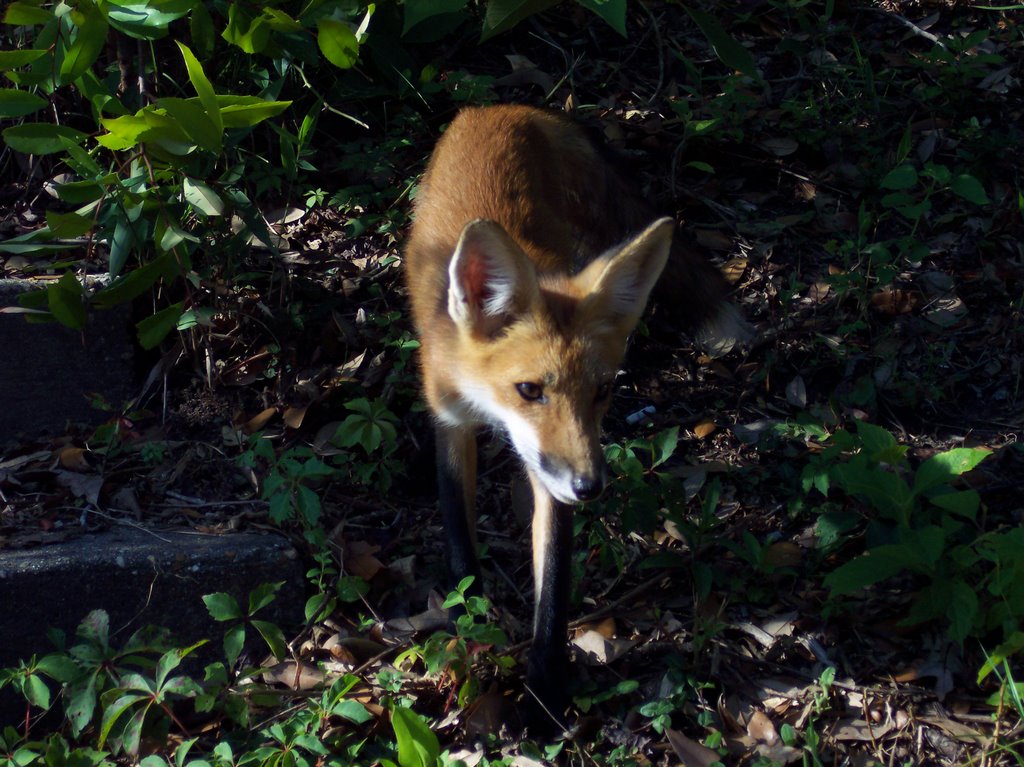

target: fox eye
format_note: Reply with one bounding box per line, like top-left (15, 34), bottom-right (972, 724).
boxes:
top-left (595, 381), bottom-right (613, 401)
top-left (516, 382), bottom-right (545, 402)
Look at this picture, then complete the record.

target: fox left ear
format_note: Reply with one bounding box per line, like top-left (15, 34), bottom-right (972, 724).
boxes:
top-left (448, 219), bottom-right (538, 336)
top-left (585, 217), bottom-right (673, 327)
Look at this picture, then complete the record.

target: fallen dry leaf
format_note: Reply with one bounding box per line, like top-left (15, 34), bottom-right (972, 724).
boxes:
top-left (746, 709), bottom-right (778, 745)
top-left (665, 727), bottom-right (721, 767)
top-left (54, 470), bottom-right (102, 506)
top-left (263, 660), bottom-right (324, 691)
top-left (243, 407), bottom-right (277, 433)
top-left (693, 419), bottom-right (717, 439)
top-left (571, 630), bottom-right (637, 665)
top-left (283, 405), bottom-right (308, 429)
top-left (344, 540), bottom-right (385, 580)
top-left (57, 446), bottom-right (93, 472)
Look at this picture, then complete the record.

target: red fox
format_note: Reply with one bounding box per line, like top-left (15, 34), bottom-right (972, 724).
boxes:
top-left (404, 105), bottom-right (738, 719)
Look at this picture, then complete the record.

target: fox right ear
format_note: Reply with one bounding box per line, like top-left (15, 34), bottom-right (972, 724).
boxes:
top-left (448, 219), bottom-right (537, 335)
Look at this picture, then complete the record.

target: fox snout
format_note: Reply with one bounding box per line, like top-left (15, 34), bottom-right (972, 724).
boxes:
top-left (538, 453), bottom-right (607, 504)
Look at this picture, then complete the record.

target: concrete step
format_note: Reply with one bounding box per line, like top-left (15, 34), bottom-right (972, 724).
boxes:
top-left (0, 527), bottom-right (305, 726)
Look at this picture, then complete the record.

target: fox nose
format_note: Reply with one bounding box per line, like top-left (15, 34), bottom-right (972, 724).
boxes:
top-left (572, 474), bottom-right (604, 502)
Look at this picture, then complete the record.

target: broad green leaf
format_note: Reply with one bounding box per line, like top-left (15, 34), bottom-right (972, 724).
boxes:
top-left (223, 624), bottom-right (244, 668)
top-left (107, 0), bottom-right (192, 39)
top-left (248, 581), bottom-right (283, 613)
top-left (58, 135), bottom-right (103, 174)
top-left (175, 41), bottom-right (222, 135)
top-left (855, 420), bottom-right (905, 463)
top-left (686, 8), bottom-right (758, 78)
top-left (154, 648), bottom-right (183, 689)
top-left (946, 580), bottom-right (978, 644)
top-left (578, 0), bottom-right (626, 36)
top-left (109, 216), bottom-right (135, 277)
top-left (333, 699), bottom-right (373, 724)
top-left (159, 96), bottom-right (220, 152)
top-left (651, 426), bottom-right (679, 467)
top-left (880, 164), bottom-right (918, 190)
top-left (402, 0), bottom-right (467, 35)
top-left (977, 631), bottom-right (1024, 682)
top-left (218, 98), bottom-right (292, 128)
top-left (950, 174), bottom-right (990, 205)
top-left (97, 112), bottom-right (152, 149)
top-left (251, 619), bottom-right (287, 660)
top-left (222, 3), bottom-right (270, 53)
top-left (823, 544), bottom-right (909, 594)
top-left (136, 301), bottom-right (183, 348)
top-left (24, 674), bottom-right (51, 709)
top-left (481, 0), bottom-right (559, 40)
top-left (55, 177), bottom-right (114, 204)
top-left (120, 705), bottom-right (148, 756)
top-left (2, 124), bottom-right (88, 155)
top-left (0, 50), bottom-right (49, 69)
top-left (929, 489), bottom-right (980, 520)
top-left (47, 271), bottom-right (87, 329)
top-left (391, 707), bottom-right (440, 767)
top-left (97, 692), bottom-right (148, 748)
top-left (833, 462), bottom-right (912, 523)
top-left (189, 0), bottom-right (215, 57)
top-left (66, 674), bottom-right (97, 735)
top-left (156, 215), bottom-right (198, 252)
top-left (913, 447), bottom-right (989, 495)
top-left (0, 88), bottom-right (46, 117)
top-left (4, 2), bottom-right (53, 24)
top-left (202, 592), bottom-right (243, 621)
top-left (183, 177), bottom-right (224, 215)
top-left (45, 211), bottom-right (93, 238)
top-left (261, 7), bottom-right (303, 33)
top-left (317, 18), bottom-right (360, 69)
top-left (34, 653), bottom-right (79, 682)
top-left (60, 0), bottom-right (109, 83)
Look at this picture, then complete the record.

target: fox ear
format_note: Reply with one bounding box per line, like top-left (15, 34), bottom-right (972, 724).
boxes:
top-left (448, 219), bottom-right (537, 335)
top-left (584, 217), bottom-right (673, 330)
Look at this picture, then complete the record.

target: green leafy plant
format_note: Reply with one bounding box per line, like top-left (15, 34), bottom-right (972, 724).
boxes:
top-left (0, 0), bottom-right (372, 347)
top-left (202, 582), bottom-right (288, 669)
top-left (97, 644), bottom-right (204, 755)
top-left (801, 422), bottom-right (1018, 651)
top-left (406, 576), bottom-right (510, 708)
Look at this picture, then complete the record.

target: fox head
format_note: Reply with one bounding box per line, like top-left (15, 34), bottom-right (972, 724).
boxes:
top-left (444, 217), bottom-right (672, 505)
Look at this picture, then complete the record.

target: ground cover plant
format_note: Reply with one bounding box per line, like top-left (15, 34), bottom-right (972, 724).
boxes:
top-left (1, 0), bottom-right (1022, 765)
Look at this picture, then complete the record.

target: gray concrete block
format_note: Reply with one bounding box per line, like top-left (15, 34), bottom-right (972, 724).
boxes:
top-left (0, 279), bottom-right (135, 440)
top-left (0, 528), bottom-right (305, 724)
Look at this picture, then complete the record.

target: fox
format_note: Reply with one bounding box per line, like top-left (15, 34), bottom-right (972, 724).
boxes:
top-left (403, 104), bottom-right (739, 720)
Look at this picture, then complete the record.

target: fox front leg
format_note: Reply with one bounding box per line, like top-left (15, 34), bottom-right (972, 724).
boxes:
top-left (435, 422), bottom-right (482, 591)
top-left (525, 470), bottom-right (573, 723)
